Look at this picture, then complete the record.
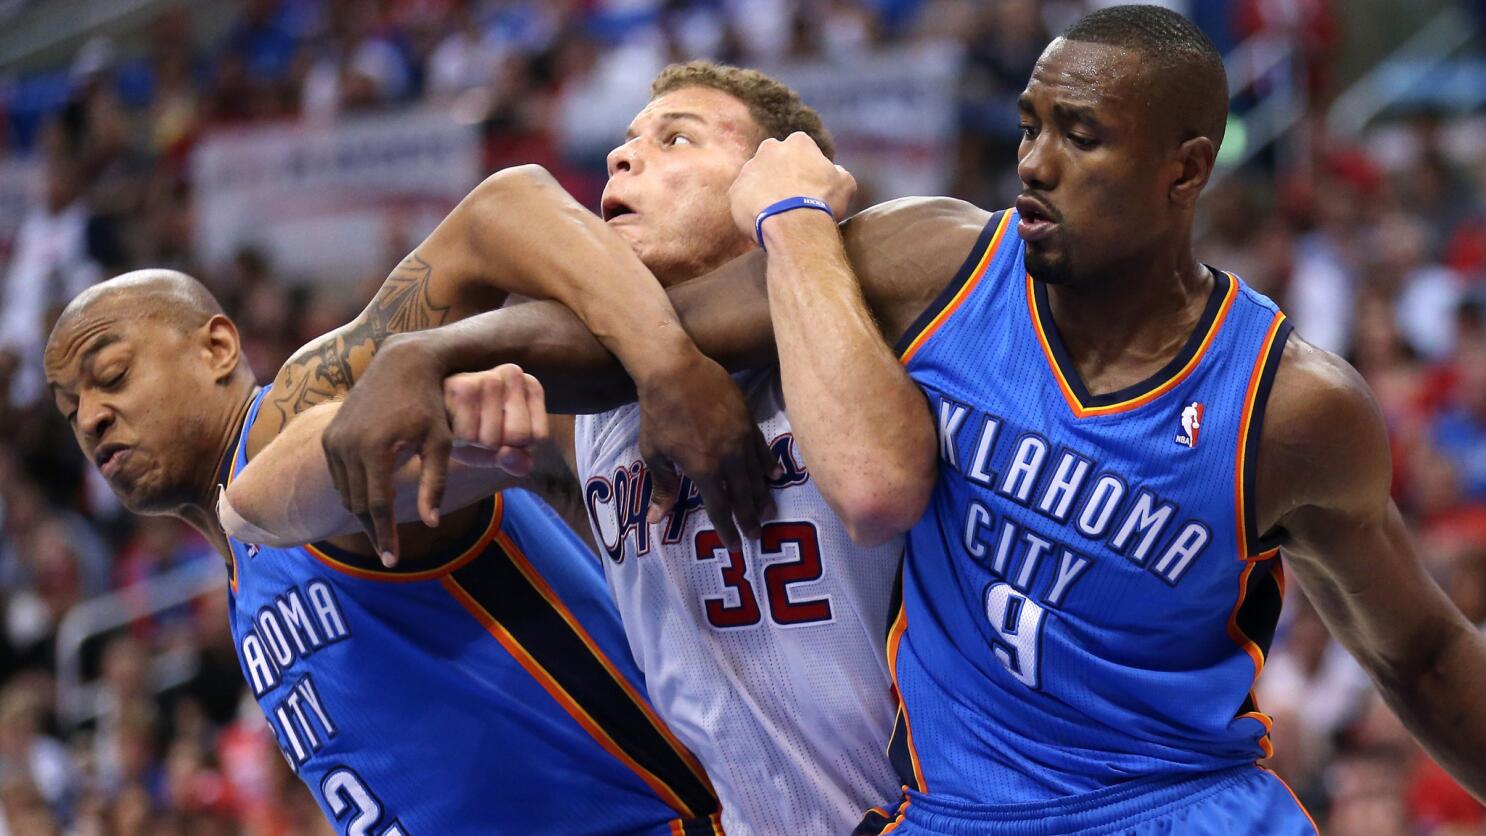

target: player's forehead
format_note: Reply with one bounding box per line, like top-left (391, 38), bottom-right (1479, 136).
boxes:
top-left (43, 305), bottom-right (134, 387)
top-left (1021, 37), bottom-right (1146, 120)
top-left (625, 86), bottom-right (758, 141)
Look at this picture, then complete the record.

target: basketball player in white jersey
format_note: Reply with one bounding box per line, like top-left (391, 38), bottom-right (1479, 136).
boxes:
top-left (222, 62), bottom-right (915, 834)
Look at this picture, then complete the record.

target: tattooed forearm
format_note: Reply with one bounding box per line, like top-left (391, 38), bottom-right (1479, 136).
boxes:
top-left (267, 254), bottom-right (452, 424)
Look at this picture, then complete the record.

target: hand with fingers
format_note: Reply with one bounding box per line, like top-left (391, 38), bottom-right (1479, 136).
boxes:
top-left (636, 350), bottom-right (779, 554)
top-left (320, 334), bottom-right (453, 566)
top-left (443, 365), bottom-right (549, 473)
top-left (728, 132), bottom-right (856, 246)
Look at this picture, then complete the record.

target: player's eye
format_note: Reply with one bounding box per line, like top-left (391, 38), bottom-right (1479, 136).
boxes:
top-left (1019, 125), bottom-right (1038, 140)
top-left (99, 367), bottom-right (127, 389)
top-left (1068, 133), bottom-right (1098, 150)
top-left (666, 133), bottom-right (693, 147)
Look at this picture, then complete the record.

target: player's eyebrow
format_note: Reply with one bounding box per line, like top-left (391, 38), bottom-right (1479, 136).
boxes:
top-left (1017, 95), bottom-right (1104, 129)
top-left (1052, 102), bottom-right (1103, 128)
top-left (47, 331), bottom-right (122, 393)
top-left (624, 111), bottom-right (708, 141)
top-left (79, 333), bottom-right (124, 369)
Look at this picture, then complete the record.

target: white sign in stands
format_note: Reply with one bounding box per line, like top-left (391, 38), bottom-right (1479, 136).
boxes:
top-left (192, 108), bottom-right (482, 284)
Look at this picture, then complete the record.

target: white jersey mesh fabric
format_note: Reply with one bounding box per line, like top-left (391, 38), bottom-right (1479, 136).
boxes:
top-left (575, 370), bottom-right (902, 836)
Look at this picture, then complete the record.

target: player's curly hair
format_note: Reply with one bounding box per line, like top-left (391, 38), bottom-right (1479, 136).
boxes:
top-left (650, 61), bottom-right (836, 161)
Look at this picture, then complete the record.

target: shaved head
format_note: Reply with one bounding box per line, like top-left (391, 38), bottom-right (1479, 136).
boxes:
top-left (44, 268), bottom-right (254, 517)
top-left (1061, 4), bottom-right (1228, 151)
top-left (52, 269), bottom-right (224, 342)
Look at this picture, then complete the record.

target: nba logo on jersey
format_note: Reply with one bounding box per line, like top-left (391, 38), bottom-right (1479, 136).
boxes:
top-left (1175, 402), bottom-right (1204, 448)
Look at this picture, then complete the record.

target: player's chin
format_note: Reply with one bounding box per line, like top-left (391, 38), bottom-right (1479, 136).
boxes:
top-left (1024, 247), bottom-right (1075, 286)
top-left (114, 473), bottom-right (173, 514)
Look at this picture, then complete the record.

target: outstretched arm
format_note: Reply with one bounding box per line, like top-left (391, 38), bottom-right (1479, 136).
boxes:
top-left (223, 366), bottom-right (558, 550)
top-left (1262, 337), bottom-right (1486, 798)
top-left (251, 165), bottom-right (771, 559)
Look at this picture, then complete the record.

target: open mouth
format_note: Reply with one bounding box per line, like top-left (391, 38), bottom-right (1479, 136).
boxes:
top-left (601, 198), bottom-right (636, 222)
top-left (1015, 195), bottom-right (1059, 242)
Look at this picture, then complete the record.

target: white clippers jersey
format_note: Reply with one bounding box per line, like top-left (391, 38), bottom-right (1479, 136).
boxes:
top-left (575, 370), bottom-right (902, 836)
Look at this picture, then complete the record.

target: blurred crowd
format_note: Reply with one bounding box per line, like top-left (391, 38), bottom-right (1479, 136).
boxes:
top-left (0, 0), bottom-right (1483, 833)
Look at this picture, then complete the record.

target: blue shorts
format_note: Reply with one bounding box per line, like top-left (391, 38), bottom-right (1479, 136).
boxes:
top-left (866, 766), bottom-right (1317, 835)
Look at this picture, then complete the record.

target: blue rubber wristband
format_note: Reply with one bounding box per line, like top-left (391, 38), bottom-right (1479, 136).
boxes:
top-left (754, 196), bottom-right (834, 251)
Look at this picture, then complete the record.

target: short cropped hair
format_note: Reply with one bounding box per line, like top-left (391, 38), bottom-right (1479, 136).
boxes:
top-left (651, 60), bottom-right (836, 160)
top-left (1063, 4), bottom-right (1229, 149)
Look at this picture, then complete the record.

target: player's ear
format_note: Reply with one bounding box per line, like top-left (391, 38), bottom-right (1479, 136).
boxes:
top-left (1170, 136), bottom-right (1215, 210)
top-left (202, 314), bottom-right (243, 383)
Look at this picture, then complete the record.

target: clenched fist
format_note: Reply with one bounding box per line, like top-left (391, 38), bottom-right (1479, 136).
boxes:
top-left (728, 132), bottom-right (856, 246)
top-left (443, 364), bottom-right (550, 473)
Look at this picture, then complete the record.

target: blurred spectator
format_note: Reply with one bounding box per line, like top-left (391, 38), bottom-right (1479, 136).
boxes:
top-left (0, 681), bottom-right (77, 823)
top-left (950, 0), bottom-right (1048, 205)
top-left (1430, 304), bottom-right (1486, 502)
top-left (0, 153), bottom-right (101, 410)
top-left (301, 0), bottom-right (413, 121)
top-left (426, 0), bottom-right (507, 102)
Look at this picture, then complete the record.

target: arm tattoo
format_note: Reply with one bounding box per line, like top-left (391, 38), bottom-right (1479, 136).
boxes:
top-left (268, 254), bottom-right (451, 423)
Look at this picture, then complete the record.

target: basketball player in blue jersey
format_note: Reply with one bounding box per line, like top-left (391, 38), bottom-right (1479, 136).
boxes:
top-left (308, 7), bottom-right (1486, 834)
top-left (39, 206), bottom-right (774, 831)
top-left (727, 7), bottom-right (1486, 833)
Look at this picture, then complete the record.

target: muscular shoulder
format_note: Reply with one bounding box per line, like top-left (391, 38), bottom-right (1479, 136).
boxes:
top-left (1259, 333), bottom-right (1392, 527)
top-left (841, 197), bottom-right (993, 344)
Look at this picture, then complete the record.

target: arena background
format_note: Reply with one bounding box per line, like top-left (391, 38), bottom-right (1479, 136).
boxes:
top-left (0, 0), bottom-right (1482, 833)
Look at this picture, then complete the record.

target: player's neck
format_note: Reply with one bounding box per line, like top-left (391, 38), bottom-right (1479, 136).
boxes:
top-left (177, 385), bottom-right (259, 560)
top-left (1044, 247), bottom-right (1212, 391)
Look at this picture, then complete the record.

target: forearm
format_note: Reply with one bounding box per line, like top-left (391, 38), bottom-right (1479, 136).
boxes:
top-left (457, 166), bottom-right (702, 382)
top-left (760, 212), bottom-right (936, 544)
top-left (1370, 623), bottom-right (1486, 800)
top-left (400, 252), bottom-right (778, 414)
top-left (221, 401), bottom-right (519, 545)
top-left (1286, 495), bottom-right (1486, 801)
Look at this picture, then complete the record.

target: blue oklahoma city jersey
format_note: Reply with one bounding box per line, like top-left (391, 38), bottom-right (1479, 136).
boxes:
top-left (222, 388), bottom-right (721, 835)
top-left (884, 210), bottom-right (1311, 822)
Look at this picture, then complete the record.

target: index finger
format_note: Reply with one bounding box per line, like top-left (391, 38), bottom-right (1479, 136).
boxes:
top-left (363, 445), bottom-right (401, 566)
top-left (723, 454), bottom-right (763, 542)
top-left (417, 427), bottom-right (453, 528)
top-left (696, 478), bottom-right (742, 553)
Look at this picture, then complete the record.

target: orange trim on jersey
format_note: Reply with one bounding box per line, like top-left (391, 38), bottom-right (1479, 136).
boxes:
top-left (440, 573), bottom-right (699, 817)
top-left (1235, 312), bottom-right (1288, 560)
top-left (1256, 764), bottom-right (1320, 833)
top-left (898, 210), bottom-right (1015, 365)
top-left (878, 790), bottom-right (911, 834)
top-left (670, 816), bottom-right (726, 836)
top-left (301, 495), bottom-right (504, 582)
top-left (1226, 561), bottom-right (1276, 759)
top-left (1028, 272), bottom-right (1239, 419)
top-left (493, 527), bottom-right (716, 796)
top-left (223, 410), bottom-right (268, 594)
top-left (886, 606), bottom-right (928, 793)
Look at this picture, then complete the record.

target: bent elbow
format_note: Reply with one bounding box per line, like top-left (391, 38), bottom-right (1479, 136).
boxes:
top-left (219, 483), bottom-right (296, 548)
top-left (472, 164), bottom-right (558, 204)
top-left (837, 476), bottom-right (933, 548)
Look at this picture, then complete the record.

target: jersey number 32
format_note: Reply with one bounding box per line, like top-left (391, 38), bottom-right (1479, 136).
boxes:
top-left (695, 521), bottom-right (834, 629)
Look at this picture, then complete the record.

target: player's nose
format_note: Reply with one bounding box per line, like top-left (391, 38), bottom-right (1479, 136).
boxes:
top-left (606, 141), bottom-right (641, 178)
top-left (1017, 133), bottom-right (1057, 191)
top-left (78, 395), bottom-right (115, 445)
